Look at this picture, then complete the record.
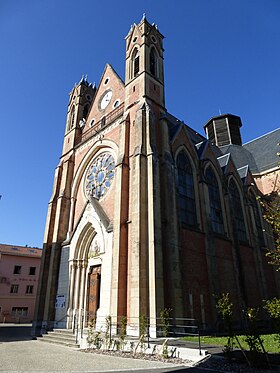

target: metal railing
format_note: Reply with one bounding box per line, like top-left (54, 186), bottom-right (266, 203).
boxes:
top-left (72, 313), bottom-right (202, 354)
top-left (80, 103), bottom-right (124, 144)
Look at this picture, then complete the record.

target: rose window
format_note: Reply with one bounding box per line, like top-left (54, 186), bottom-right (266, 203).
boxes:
top-left (85, 153), bottom-right (115, 199)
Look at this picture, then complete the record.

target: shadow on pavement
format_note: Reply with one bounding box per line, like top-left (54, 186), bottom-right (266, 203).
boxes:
top-left (0, 324), bottom-right (33, 342)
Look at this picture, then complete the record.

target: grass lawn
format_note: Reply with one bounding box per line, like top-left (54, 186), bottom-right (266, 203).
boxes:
top-left (182, 334), bottom-right (279, 353)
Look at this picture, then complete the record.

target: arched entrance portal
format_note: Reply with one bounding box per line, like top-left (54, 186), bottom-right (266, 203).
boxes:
top-left (67, 220), bottom-right (106, 329)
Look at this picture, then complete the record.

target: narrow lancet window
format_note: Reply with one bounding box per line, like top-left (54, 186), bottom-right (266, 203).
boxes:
top-left (249, 191), bottom-right (265, 246)
top-left (83, 104), bottom-right (89, 119)
top-left (150, 48), bottom-right (157, 77)
top-left (229, 179), bottom-right (247, 242)
top-left (132, 49), bottom-right (140, 77)
top-left (67, 106), bottom-right (75, 131)
top-left (177, 151), bottom-right (197, 226)
top-left (206, 167), bottom-right (224, 234)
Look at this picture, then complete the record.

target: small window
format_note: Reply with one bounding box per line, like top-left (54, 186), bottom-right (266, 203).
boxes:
top-left (13, 266), bottom-right (21, 275)
top-left (26, 285), bottom-right (33, 294)
top-left (90, 119), bottom-right (95, 127)
top-left (29, 267), bottom-right (36, 275)
top-left (101, 117), bottom-right (106, 128)
top-left (104, 77), bottom-right (110, 85)
top-left (150, 48), bottom-right (157, 76)
top-left (10, 284), bottom-right (19, 294)
top-left (151, 35), bottom-right (157, 43)
top-left (12, 307), bottom-right (28, 316)
top-left (113, 100), bottom-right (120, 108)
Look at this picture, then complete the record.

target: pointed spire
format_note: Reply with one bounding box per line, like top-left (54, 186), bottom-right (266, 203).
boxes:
top-left (79, 74), bottom-right (89, 86)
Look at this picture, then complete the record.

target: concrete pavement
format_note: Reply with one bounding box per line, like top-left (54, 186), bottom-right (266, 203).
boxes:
top-left (0, 339), bottom-right (190, 372)
top-left (0, 325), bottom-right (195, 373)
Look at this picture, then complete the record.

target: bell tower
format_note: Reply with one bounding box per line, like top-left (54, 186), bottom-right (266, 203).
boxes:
top-left (62, 76), bottom-right (96, 155)
top-left (124, 15), bottom-right (165, 109)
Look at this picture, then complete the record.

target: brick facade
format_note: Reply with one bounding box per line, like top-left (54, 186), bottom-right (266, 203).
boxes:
top-left (32, 16), bottom-right (280, 337)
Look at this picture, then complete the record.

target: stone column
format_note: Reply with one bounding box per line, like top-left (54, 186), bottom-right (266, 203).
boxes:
top-left (67, 260), bottom-right (77, 328)
top-left (73, 260), bottom-right (82, 324)
top-left (79, 261), bottom-right (88, 326)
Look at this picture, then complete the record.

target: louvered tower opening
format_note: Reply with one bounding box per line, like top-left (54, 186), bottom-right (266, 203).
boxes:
top-left (204, 114), bottom-right (242, 147)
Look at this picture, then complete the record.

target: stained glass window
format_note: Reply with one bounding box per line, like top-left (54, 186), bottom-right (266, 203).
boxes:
top-left (206, 167), bottom-right (224, 234)
top-left (229, 179), bottom-right (247, 242)
top-left (85, 153), bottom-right (115, 200)
top-left (177, 151), bottom-right (197, 226)
top-left (249, 191), bottom-right (265, 246)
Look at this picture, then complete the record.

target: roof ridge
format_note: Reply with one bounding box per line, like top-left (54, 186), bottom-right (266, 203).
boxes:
top-left (244, 128), bottom-right (280, 145)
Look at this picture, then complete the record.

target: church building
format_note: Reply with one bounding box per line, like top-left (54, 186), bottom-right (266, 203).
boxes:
top-left (32, 16), bottom-right (280, 337)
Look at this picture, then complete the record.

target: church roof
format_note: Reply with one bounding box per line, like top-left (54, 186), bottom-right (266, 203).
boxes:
top-left (219, 144), bottom-right (258, 172)
top-left (243, 128), bottom-right (280, 173)
top-left (166, 112), bottom-right (205, 145)
top-left (216, 128), bottom-right (279, 174)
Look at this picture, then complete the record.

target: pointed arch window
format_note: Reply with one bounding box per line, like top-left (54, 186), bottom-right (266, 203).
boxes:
top-left (132, 49), bottom-right (140, 78)
top-left (67, 106), bottom-right (75, 131)
top-left (177, 151), bottom-right (197, 226)
top-left (150, 48), bottom-right (157, 77)
top-left (229, 179), bottom-right (247, 242)
top-left (82, 103), bottom-right (90, 120)
top-left (205, 167), bottom-right (224, 234)
top-left (249, 191), bottom-right (265, 246)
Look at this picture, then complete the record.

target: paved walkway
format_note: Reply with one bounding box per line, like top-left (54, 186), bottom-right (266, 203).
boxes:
top-left (0, 324), bottom-right (223, 373)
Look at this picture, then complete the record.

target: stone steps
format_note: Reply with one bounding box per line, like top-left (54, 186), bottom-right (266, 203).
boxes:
top-left (38, 329), bottom-right (80, 348)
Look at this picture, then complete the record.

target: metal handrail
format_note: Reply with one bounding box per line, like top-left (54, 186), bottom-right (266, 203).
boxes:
top-left (77, 313), bottom-right (201, 354)
top-left (54, 313), bottom-right (69, 326)
top-left (81, 103), bottom-right (124, 144)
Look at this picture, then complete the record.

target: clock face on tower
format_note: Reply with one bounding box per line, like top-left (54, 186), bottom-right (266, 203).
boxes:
top-left (100, 90), bottom-right (112, 110)
top-left (85, 152), bottom-right (115, 200)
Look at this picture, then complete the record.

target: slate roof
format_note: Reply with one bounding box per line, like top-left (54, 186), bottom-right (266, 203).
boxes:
top-left (219, 144), bottom-right (259, 172)
top-left (166, 112), bottom-right (205, 145)
top-left (166, 111), bottom-right (278, 176)
top-left (243, 128), bottom-right (280, 173)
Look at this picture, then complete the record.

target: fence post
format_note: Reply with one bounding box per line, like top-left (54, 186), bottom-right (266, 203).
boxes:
top-left (198, 326), bottom-right (202, 355)
top-left (147, 317), bottom-right (150, 348)
top-left (73, 314), bottom-right (76, 334)
top-left (75, 319), bottom-right (78, 344)
top-left (81, 310), bottom-right (83, 339)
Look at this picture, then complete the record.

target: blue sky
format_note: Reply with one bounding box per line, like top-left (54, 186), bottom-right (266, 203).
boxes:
top-left (0, 0), bottom-right (279, 247)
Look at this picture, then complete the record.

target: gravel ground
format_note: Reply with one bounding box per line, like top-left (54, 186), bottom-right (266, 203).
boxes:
top-left (81, 348), bottom-right (192, 365)
top-left (82, 348), bottom-right (280, 372)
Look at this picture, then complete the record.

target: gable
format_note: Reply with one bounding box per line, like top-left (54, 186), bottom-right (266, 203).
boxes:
top-left (171, 124), bottom-right (199, 163)
top-left (84, 64), bottom-right (125, 132)
top-left (126, 23), bottom-right (142, 57)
